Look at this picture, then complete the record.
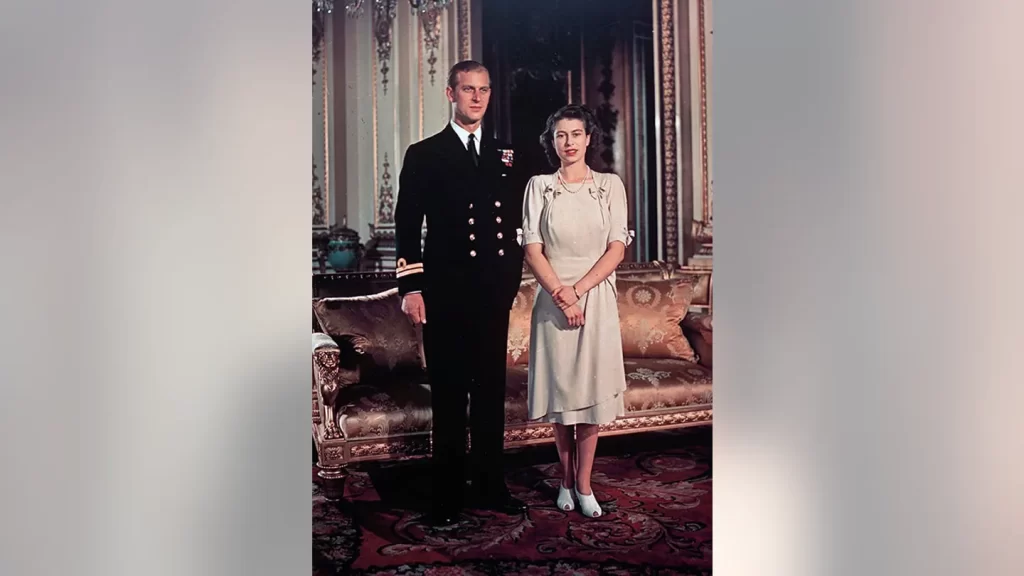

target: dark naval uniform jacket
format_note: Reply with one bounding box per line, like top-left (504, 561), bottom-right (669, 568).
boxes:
top-left (393, 121), bottom-right (529, 507)
top-left (393, 123), bottom-right (527, 309)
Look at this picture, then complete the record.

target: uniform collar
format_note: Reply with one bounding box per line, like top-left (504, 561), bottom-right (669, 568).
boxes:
top-left (449, 119), bottom-right (483, 152)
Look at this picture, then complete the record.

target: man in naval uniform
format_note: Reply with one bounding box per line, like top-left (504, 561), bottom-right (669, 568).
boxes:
top-left (394, 60), bottom-right (529, 526)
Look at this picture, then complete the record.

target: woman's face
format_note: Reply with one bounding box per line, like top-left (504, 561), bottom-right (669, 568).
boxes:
top-left (553, 118), bottom-right (591, 166)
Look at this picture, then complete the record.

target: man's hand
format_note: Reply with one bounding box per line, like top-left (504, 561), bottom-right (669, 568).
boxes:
top-left (551, 285), bottom-right (579, 309)
top-left (401, 293), bottom-right (427, 325)
top-left (562, 303), bottom-right (585, 328)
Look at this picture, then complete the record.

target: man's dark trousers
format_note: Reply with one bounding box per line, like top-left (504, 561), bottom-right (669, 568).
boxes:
top-left (422, 279), bottom-right (512, 511)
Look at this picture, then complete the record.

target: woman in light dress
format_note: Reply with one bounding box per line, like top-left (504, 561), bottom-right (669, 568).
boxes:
top-left (520, 104), bottom-right (632, 518)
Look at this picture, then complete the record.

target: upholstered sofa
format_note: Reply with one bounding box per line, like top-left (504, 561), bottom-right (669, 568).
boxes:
top-left (311, 261), bottom-right (712, 498)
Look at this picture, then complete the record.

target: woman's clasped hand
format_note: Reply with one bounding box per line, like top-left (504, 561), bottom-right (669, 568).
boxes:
top-left (551, 285), bottom-right (585, 328)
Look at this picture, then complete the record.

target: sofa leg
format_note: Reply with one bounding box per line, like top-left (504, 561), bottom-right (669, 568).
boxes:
top-left (317, 465), bottom-right (348, 500)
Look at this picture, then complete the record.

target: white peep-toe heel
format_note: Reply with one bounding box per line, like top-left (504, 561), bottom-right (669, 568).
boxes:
top-left (556, 484), bottom-right (575, 511)
top-left (574, 487), bottom-right (602, 518)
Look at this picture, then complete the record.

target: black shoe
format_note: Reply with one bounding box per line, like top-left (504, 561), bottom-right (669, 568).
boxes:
top-left (479, 493), bottom-right (527, 515)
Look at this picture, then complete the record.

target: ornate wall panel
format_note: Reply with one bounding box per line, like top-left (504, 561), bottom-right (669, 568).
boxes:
top-left (688, 0), bottom-right (713, 264)
top-left (655, 0), bottom-right (713, 266)
top-left (331, 0), bottom-right (462, 267)
top-left (313, 5), bottom-right (332, 231)
top-left (421, 6), bottom-right (452, 137)
top-left (654, 0), bottom-right (680, 264)
top-left (456, 0), bottom-right (471, 61)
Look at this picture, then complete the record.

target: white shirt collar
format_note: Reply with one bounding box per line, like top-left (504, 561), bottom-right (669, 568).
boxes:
top-left (450, 120), bottom-right (482, 153)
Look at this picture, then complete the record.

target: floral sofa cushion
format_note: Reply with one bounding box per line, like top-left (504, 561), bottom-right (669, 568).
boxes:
top-left (614, 276), bottom-right (698, 362)
top-left (313, 289), bottom-right (425, 380)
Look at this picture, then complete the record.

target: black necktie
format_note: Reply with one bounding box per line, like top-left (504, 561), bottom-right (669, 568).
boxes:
top-left (467, 133), bottom-right (479, 167)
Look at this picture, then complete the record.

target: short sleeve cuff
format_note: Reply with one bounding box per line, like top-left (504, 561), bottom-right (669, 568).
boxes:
top-left (611, 228), bottom-right (635, 247)
top-left (518, 227), bottom-right (542, 246)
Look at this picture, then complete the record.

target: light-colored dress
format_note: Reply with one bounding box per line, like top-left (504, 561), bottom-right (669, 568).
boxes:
top-left (520, 170), bottom-right (633, 425)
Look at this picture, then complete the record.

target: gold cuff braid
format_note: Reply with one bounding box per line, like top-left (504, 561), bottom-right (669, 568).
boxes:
top-left (396, 258), bottom-right (424, 278)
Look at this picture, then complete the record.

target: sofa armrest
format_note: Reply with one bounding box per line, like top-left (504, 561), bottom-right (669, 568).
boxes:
top-left (681, 312), bottom-right (712, 369)
top-left (682, 311), bottom-right (712, 333)
top-left (312, 333), bottom-right (363, 440)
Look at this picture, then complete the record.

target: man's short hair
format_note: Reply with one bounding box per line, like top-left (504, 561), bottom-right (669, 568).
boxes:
top-left (447, 60), bottom-right (489, 89)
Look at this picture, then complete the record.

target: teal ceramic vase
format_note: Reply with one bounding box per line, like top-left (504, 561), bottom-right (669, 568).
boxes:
top-left (326, 221), bottom-right (361, 271)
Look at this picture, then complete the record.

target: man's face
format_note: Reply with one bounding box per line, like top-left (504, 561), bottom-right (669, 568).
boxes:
top-left (446, 69), bottom-right (491, 125)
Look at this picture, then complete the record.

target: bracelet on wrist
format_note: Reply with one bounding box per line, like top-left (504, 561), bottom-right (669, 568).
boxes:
top-left (573, 285), bottom-right (581, 299)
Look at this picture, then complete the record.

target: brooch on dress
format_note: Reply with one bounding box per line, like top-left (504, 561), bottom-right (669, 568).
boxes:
top-left (541, 183), bottom-right (559, 204)
top-left (589, 177), bottom-right (608, 202)
top-left (499, 148), bottom-right (515, 167)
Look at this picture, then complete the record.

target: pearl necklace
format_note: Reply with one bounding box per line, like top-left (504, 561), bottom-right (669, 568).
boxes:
top-left (557, 166), bottom-right (592, 194)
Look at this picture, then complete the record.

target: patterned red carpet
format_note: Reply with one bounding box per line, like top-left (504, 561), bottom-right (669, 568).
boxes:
top-left (313, 427), bottom-right (711, 575)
